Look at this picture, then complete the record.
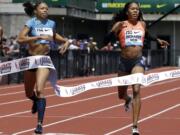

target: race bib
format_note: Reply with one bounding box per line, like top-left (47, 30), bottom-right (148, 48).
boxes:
top-left (34, 28), bottom-right (53, 44)
top-left (125, 30), bottom-right (143, 46)
top-left (35, 28), bottom-right (53, 36)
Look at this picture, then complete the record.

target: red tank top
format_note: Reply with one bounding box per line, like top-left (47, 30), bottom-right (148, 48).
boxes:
top-left (118, 21), bottom-right (145, 48)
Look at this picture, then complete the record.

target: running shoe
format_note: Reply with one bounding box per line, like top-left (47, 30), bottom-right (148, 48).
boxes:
top-left (124, 95), bottom-right (132, 112)
top-left (34, 124), bottom-right (43, 134)
top-left (132, 127), bottom-right (140, 135)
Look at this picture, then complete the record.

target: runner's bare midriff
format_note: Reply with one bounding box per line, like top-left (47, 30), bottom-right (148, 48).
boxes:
top-left (121, 46), bottom-right (142, 59)
top-left (28, 43), bottom-right (50, 55)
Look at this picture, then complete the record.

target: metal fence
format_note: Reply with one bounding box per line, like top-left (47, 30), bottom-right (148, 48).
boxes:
top-left (0, 49), bottom-right (178, 85)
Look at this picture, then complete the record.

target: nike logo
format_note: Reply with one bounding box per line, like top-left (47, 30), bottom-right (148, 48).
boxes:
top-left (134, 31), bottom-right (140, 34)
top-left (174, 3), bottom-right (180, 7)
top-left (156, 4), bottom-right (167, 8)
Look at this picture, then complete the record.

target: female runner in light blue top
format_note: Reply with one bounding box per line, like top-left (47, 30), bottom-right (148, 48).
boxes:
top-left (17, 1), bottom-right (69, 134)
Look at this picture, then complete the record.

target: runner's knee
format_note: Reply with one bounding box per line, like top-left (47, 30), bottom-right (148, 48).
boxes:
top-left (36, 90), bottom-right (44, 98)
top-left (133, 90), bottom-right (140, 98)
top-left (132, 84), bottom-right (140, 99)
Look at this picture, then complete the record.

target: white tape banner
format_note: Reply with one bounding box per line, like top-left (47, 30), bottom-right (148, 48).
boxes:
top-left (58, 69), bottom-right (180, 97)
top-left (0, 56), bottom-right (180, 97)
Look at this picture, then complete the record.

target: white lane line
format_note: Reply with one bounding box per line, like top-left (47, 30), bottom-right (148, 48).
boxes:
top-left (12, 86), bottom-right (180, 135)
top-left (0, 80), bottom-right (180, 118)
top-left (0, 94), bottom-right (55, 106)
top-left (0, 91), bottom-right (24, 97)
top-left (8, 116), bottom-right (131, 119)
top-left (0, 74), bottom-right (114, 90)
top-left (0, 77), bottom-right (179, 106)
top-left (104, 103), bottom-right (180, 135)
top-left (0, 70), bottom-right (179, 96)
top-left (0, 85), bottom-right (24, 90)
top-left (0, 85), bottom-right (52, 97)
top-left (44, 133), bottom-right (86, 135)
top-left (7, 115), bottom-right (180, 120)
top-left (0, 92), bottom-right (116, 119)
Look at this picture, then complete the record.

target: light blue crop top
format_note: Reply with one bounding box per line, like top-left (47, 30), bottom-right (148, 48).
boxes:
top-left (25, 17), bottom-right (56, 45)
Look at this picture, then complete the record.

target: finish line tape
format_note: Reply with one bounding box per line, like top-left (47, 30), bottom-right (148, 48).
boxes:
top-left (0, 56), bottom-right (180, 97)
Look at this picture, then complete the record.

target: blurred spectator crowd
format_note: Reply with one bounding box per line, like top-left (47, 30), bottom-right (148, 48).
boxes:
top-left (0, 35), bottom-right (121, 59)
top-left (0, 35), bottom-right (20, 59)
top-left (66, 36), bottom-right (121, 52)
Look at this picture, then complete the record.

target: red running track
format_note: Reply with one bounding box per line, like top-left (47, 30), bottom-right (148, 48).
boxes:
top-left (0, 67), bottom-right (179, 135)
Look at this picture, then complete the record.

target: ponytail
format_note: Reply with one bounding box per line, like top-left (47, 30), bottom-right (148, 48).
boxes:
top-left (112, 11), bottom-right (125, 24)
top-left (23, 0), bottom-right (44, 17)
top-left (23, 1), bottom-right (35, 17)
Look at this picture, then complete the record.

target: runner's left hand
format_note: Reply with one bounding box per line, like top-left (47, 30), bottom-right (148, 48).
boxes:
top-left (59, 44), bottom-right (69, 55)
top-left (157, 39), bottom-right (170, 48)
